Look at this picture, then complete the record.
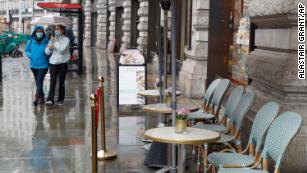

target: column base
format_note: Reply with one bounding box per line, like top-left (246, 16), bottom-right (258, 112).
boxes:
top-left (179, 58), bottom-right (207, 98)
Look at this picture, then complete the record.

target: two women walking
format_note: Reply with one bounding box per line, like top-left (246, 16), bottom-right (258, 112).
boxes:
top-left (25, 24), bottom-right (70, 107)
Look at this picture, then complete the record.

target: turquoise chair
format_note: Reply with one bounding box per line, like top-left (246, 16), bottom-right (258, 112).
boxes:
top-left (187, 78), bottom-right (221, 123)
top-left (194, 85), bottom-right (245, 132)
top-left (217, 112), bottom-right (302, 173)
top-left (208, 102), bottom-right (280, 172)
top-left (188, 79), bottom-right (230, 121)
top-left (200, 91), bottom-right (256, 172)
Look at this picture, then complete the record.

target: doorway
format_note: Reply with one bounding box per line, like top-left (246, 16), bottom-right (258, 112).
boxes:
top-left (130, 0), bottom-right (140, 48)
top-left (91, 12), bottom-right (98, 47)
top-left (115, 6), bottom-right (124, 52)
top-left (106, 10), bottom-right (111, 48)
top-left (207, 0), bottom-right (235, 84)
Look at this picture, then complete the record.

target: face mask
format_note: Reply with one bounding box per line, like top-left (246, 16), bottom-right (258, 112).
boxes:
top-left (55, 31), bottom-right (62, 37)
top-left (36, 32), bottom-right (43, 39)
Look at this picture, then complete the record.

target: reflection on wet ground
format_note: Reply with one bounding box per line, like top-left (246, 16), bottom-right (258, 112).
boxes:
top-left (0, 49), bottom-right (158, 173)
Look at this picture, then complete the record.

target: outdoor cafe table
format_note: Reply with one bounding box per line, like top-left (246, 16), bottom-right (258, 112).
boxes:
top-left (143, 103), bottom-right (199, 114)
top-left (138, 89), bottom-right (182, 97)
top-left (144, 127), bottom-right (220, 173)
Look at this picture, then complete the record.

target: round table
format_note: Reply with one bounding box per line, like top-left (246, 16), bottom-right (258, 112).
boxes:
top-left (138, 89), bottom-right (182, 97)
top-left (144, 127), bottom-right (220, 173)
top-left (143, 103), bottom-right (199, 114)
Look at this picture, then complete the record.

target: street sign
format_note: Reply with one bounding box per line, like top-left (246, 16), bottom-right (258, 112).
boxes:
top-left (117, 49), bottom-right (146, 106)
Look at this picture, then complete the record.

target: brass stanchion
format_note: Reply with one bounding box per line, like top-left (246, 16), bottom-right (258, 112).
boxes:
top-left (90, 94), bottom-right (98, 173)
top-left (97, 76), bottom-right (117, 160)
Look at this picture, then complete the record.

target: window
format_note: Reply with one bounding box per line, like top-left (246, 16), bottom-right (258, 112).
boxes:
top-left (227, 0), bottom-right (250, 85)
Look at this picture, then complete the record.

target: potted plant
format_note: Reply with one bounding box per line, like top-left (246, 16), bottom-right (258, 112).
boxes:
top-left (175, 108), bottom-right (190, 133)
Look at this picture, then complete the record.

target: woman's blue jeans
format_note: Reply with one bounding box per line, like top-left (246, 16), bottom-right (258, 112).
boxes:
top-left (31, 68), bottom-right (48, 98)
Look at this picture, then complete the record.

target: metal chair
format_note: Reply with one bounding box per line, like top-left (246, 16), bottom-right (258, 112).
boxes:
top-left (217, 112), bottom-right (302, 173)
top-left (208, 102), bottom-right (280, 172)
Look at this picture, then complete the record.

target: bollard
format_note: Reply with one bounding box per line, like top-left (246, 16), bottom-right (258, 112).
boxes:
top-left (97, 76), bottom-right (117, 160)
top-left (90, 94), bottom-right (98, 173)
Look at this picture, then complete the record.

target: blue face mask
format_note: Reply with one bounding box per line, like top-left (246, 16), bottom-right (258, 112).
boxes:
top-left (36, 32), bottom-right (43, 39)
top-left (55, 31), bottom-right (62, 37)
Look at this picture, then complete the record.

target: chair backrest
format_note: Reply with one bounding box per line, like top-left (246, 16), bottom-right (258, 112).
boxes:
top-left (248, 102), bottom-right (280, 153)
top-left (230, 90), bottom-right (256, 130)
top-left (261, 112), bottom-right (302, 169)
top-left (223, 85), bottom-right (245, 119)
top-left (211, 79), bottom-right (231, 109)
top-left (203, 79), bottom-right (221, 103)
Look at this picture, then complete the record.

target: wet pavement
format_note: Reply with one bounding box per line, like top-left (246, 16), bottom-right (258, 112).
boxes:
top-left (0, 48), bottom-right (161, 173)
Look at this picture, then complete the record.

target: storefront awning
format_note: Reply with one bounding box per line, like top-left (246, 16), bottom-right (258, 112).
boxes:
top-left (37, 3), bottom-right (82, 13)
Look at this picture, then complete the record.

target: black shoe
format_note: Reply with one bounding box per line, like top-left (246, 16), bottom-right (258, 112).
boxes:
top-left (33, 97), bottom-right (38, 107)
top-left (56, 101), bottom-right (64, 106)
top-left (33, 101), bottom-right (38, 107)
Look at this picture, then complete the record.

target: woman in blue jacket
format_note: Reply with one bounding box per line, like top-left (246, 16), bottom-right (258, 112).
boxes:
top-left (25, 25), bottom-right (49, 107)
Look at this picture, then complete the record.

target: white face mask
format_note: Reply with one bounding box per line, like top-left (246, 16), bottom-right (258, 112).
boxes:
top-left (55, 31), bottom-right (62, 37)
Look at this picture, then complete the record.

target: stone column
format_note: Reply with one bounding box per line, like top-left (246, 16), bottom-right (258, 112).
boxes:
top-left (120, 0), bottom-right (131, 51)
top-left (107, 0), bottom-right (116, 52)
top-left (179, 0), bottom-right (209, 98)
top-left (96, 0), bottom-right (108, 49)
top-left (18, 0), bottom-right (23, 33)
top-left (137, 0), bottom-right (148, 54)
top-left (244, 0), bottom-right (307, 172)
top-left (83, 0), bottom-right (91, 47)
top-left (71, 0), bottom-right (79, 44)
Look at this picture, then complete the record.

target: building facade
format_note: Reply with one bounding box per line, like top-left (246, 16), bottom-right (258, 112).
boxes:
top-left (0, 0), bottom-right (63, 34)
top-left (84, 0), bottom-right (307, 172)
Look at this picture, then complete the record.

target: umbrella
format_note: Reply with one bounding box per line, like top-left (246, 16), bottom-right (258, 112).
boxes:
top-left (30, 15), bottom-right (71, 25)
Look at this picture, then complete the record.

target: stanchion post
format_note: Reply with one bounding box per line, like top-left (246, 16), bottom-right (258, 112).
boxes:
top-left (97, 76), bottom-right (117, 160)
top-left (90, 94), bottom-right (98, 173)
top-left (99, 77), bottom-right (106, 152)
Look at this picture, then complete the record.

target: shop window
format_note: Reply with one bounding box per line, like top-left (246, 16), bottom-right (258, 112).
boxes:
top-left (227, 0), bottom-right (250, 85)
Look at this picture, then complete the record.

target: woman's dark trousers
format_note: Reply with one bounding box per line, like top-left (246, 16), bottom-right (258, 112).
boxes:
top-left (47, 63), bottom-right (68, 102)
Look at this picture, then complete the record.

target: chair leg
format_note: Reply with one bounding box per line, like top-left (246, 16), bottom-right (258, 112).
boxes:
top-left (197, 145), bottom-right (201, 172)
top-left (203, 144), bottom-right (209, 173)
top-left (263, 158), bottom-right (269, 171)
top-left (211, 165), bottom-right (217, 173)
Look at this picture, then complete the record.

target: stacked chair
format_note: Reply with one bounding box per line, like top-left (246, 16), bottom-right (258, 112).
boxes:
top-left (190, 79), bottom-right (302, 173)
top-left (208, 101), bottom-right (280, 172)
top-left (199, 89), bottom-right (256, 171)
top-left (217, 112), bottom-right (302, 173)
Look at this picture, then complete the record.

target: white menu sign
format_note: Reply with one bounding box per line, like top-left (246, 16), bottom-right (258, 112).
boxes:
top-left (119, 66), bottom-right (145, 105)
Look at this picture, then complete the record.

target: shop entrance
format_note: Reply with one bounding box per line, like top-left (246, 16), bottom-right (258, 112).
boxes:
top-left (207, 0), bottom-right (250, 85)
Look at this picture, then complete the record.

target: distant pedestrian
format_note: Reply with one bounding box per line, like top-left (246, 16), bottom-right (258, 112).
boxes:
top-left (45, 24), bottom-right (70, 106)
top-left (25, 25), bottom-right (49, 107)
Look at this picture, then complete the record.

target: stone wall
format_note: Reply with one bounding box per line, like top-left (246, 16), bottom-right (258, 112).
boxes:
top-left (243, 0), bottom-right (307, 172)
top-left (179, 0), bottom-right (209, 98)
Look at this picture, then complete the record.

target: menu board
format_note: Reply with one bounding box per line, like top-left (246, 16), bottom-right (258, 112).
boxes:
top-left (118, 49), bottom-right (145, 105)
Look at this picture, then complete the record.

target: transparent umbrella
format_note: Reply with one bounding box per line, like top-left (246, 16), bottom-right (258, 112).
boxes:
top-left (30, 15), bottom-right (71, 25)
